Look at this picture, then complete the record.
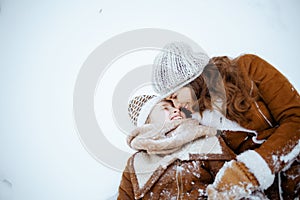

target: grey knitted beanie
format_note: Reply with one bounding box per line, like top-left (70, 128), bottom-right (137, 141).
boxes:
top-left (128, 95), bottom-right (161, 127)
top-left (152, 42), bottom-right (210, 97)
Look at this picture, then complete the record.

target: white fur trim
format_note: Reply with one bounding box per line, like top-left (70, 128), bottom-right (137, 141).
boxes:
top-left (196, 109), bottom-right (257, 133)
top-left (193, 136), bottom-right (222, 154)
top-left (133, 136), bottom-right (223, 188)
top-left (191, 112), bottom-right (201, 122)
top-left (237, 150), bottom-right (275, 190)
top-left (194, 109), bottom-right (266, 144)
top-left (213, 160), bottom-right (234, 187)
top-left (137, 96), bottom-right (161, 127)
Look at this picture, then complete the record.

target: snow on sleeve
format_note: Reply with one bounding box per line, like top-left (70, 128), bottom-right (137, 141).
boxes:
top-left (237, 150), bottom-right (275, 190)
top-left (270, 140), bottom-right (300, 173)
top-left (280, 141), bottom-right (300, 163)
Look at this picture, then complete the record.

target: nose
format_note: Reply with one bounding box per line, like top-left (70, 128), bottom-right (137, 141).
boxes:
top-left (171, 100), bottom-right (182, 109)
top-left (170, 107), bottom-right (180, 114)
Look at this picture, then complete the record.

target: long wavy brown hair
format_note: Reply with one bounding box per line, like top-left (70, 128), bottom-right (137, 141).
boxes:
top-left (189, 56), bottom-right (254, 124)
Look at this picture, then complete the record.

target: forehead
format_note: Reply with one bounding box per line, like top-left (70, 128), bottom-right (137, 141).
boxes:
top-left (156, 100), bottom-right (173, 107)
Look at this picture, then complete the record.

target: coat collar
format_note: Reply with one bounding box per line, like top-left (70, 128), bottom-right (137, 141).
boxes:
top-left (128, 136), bottom-right (235, 199)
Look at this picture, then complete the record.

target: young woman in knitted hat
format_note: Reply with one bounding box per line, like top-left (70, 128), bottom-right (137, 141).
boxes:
top-left (152, 42), bottom-right (300, 199)
top-left (117, 95), bottom-right (265, 199)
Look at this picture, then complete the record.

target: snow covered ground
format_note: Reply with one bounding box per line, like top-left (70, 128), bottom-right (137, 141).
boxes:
top-left (1, 0), bottom-right (299, 199)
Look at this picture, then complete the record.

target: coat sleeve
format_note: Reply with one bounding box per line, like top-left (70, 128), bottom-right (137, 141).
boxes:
top-left (236, 54), bottom-right (300, 189)
top-left (118, 161), bottom-right (135, 200)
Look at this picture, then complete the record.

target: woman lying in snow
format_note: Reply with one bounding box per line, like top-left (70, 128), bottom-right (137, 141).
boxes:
top-left (117, 95), bottom-right (266, 199)
top-left (151, 42), bottom-right (300, 199)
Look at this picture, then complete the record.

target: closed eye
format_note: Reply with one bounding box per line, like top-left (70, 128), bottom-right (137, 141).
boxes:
top-left (171, 94), bottom-right (177, 99)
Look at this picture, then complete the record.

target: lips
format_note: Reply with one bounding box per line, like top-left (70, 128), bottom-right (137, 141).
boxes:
top-left (170, 114), bottom-right (182, 120)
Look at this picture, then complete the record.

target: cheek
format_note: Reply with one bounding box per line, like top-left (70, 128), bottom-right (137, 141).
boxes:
top-left (187, 92), bottom-right (197, 103)
top-left (160, 110), bottom-right (169, 121)
top-left (178, 94), bottom-right (193, 103)
top-left (180, 111), bottom-right (187, 119)
top-left (151, 110), bottom-right (170, 123)
top-left (163, 110), bottom-right (170, 120)
top-left (177, 88), bottom-right (196, 103)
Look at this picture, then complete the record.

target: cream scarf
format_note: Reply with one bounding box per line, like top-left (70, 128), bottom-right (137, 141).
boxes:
top-left (127, 119), bottom-right (217, 155)
top-left (127, 119), bottom-right (231, 198)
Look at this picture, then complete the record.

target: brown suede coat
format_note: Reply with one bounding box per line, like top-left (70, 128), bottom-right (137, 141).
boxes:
top-left (118, 137), bottom-right (235, 199)
top-left (118, 54), bottom-right (300, 199)
top-left (221, 54), bottom-right (300, 199)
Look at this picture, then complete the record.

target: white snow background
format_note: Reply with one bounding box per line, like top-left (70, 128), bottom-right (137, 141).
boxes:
top-left (0, 0), bottom-right (299, 200)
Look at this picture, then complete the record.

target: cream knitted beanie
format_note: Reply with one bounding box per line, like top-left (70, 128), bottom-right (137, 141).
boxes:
top-left (152, 42), bottom-right (210, 97)
top-left (128, 95), bottom-right (161, 127)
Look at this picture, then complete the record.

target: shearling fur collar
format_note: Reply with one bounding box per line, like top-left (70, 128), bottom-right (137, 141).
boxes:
top-left (126, 119), bottom-right (236, 199)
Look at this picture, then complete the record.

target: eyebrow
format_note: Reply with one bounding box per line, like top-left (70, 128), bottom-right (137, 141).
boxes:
top-left (159, 102), bottom-right (172, 107)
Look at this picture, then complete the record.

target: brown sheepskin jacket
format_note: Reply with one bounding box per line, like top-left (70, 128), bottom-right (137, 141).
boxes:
top-left (118, 54), bottom-right (300, 199)
top-left (221, 54), bottom-right (300, 199)
top-left (118, 136), bottom-right (236, 199)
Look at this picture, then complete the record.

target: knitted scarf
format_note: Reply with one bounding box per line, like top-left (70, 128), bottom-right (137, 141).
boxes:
top-left (127, 119), bottom-right (217, 155)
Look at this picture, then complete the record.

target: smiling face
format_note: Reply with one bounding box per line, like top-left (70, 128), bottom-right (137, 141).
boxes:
top-left (166, 86), bottom-right (198, 113)
top-left (147, 100), bottom-right (186, 124)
